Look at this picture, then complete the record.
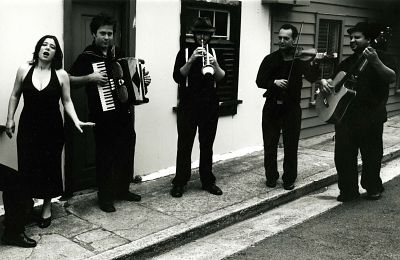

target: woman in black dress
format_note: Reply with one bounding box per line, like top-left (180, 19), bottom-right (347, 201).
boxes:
top-left (5, 35), bottom-right (94, 228)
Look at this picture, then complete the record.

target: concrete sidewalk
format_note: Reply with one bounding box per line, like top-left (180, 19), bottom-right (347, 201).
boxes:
top-left (1, 115), bottom-right (400, 260)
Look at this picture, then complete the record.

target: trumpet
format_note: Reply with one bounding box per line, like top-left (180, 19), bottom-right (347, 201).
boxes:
top-left (201, 39), bottom-right (215, 76)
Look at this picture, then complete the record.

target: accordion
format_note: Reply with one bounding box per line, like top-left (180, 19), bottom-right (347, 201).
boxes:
top-left (92, 57), bottom-right (149, 112)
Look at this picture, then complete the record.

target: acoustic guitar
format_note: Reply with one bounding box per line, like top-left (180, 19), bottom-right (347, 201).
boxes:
top-left (316, 27), bottom-right (392, 124)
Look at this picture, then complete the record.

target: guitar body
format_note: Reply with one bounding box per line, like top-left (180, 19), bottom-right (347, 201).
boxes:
top-left (315, 71), bottom-right (356, 124)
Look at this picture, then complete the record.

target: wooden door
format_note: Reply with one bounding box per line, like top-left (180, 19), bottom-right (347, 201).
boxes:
top-left (64, 1), bottom-right (127, 194)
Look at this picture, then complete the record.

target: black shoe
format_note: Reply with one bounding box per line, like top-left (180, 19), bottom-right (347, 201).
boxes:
top-left (365, 186), bottom-right (384, 200)
top-left (170, 185), bottom-right (184, 198)
top-left (266, 180), bottom-right (277, 188)
top-left (365, 191), bottom-right (382, 200)
top-left (99, 201), bottom-right (116, 213)
top-left (59, 192), bottom-right (73, 201)
top-left (37, 217), bottom-right (52, 228)
top-left (202, 184), bottom-right (223, 196)
top-left (133, 175), bottom-right (143, 184)
top-left (2, 232), bottom-right (37, 248)
top-left (283, 182), bottom-right (295, 190)
top-left (116, 192), bottom-right (142, 202)
top-left (337, 193), bottom-right (360, 202)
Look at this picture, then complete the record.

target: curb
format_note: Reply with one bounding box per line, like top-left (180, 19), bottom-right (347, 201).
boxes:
top-left (88, 143), bottom-right (400, 259)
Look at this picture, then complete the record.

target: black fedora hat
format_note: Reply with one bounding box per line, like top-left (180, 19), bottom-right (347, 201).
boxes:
top-left (347, 22), bottom-right (372, 39)
top-left (191, 17), bottom-right (216, 34)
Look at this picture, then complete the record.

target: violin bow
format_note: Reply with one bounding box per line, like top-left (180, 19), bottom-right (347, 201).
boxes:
top-left (287, 22), bottom-right (304, 84)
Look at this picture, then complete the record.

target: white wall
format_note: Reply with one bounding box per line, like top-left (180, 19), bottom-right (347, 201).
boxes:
top-left (0, 0), bottom-right (272, 180)
top-left (134, 0), bottom-right (271, 177)
top-left (214, 1), bottom-right (271, 155)
top-left (134, 0), bottom-right (182, 176)
top-left (0, 0), bottom-right (64, 169)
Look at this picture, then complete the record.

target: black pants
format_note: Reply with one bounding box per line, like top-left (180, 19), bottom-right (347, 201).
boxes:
top-left (335, 122), bottom-right (384, 195)
top-left (262, 101), bottom-right (302, 184)
top-left (1, 164), bottom-right (31, 236)
top-left (94, 112), bottom-right (136, 203)
top-left (3, 191), bottom-right (31, 236)
top-left (173, 100), bottom-right (219, 187)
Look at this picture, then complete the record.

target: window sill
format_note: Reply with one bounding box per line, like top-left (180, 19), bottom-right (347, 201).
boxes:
top-left (219, 99), bottom-right (243, 107)
top-left (172, 99), bottom-right (243, 114)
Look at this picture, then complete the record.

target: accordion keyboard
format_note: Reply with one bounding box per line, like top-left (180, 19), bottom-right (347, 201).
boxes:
top-left (92, 62), bottom-right (116, 111)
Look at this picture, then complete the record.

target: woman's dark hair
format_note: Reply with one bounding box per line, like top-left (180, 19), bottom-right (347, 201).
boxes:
top-left (30, 35), bottom-right (63, 70)
top-left (280, 24), bottom-right (299, 39)
top-left (90, 13), bottom-right (117, 34)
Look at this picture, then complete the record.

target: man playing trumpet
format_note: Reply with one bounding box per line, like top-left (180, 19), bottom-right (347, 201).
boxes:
top-left (171, 17), bottom-right (225, 198)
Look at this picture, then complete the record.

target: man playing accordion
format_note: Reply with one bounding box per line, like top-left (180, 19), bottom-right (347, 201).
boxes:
top-left (69, 13), bottom-right (151, 213)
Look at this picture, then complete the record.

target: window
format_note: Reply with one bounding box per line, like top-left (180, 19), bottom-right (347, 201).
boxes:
top-left (311, 17), bottom-right (343, 105)
top-left (316, 19), bottom-right (341, 79)
top-left (180, 1), bottom-right (242, 116)
top-left (184, 9), bottom-right (230, 40)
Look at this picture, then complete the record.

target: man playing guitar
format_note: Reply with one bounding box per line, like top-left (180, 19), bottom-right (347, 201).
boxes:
top-left (318, 22), bottom-right (396, 202)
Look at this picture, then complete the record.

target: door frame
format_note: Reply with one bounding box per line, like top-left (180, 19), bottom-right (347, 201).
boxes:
top-left (63, 0), bottom-right (136, 70)
top-left (62, 0), bottom-right (136, 193)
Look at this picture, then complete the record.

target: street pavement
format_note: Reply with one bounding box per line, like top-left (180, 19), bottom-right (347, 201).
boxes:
top-left (154, 154), bottom-right (400, 260)
top-left (225, 163), bottom-right (400, 260)
top-left (1, 115), bottom-right (400, 260)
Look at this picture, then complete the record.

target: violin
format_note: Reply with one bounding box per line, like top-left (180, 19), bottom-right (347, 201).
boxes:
top-left (283, 47), bottom-right (333, 62)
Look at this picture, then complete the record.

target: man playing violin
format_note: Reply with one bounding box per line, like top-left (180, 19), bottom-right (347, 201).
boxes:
top-left (256, 23), bottom-right (320, 190)
top-left (318, 22), bottom-right (396, 202)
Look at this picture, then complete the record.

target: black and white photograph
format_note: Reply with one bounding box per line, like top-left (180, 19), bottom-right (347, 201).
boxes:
top-left (0, 0), bottom-right (399, 259)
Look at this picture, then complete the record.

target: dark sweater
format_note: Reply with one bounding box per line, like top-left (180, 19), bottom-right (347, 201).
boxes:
top-left (173, 44), bottom-right (221, 105)
top-left (256, 49), bottom-right (320, 106)
top-left (69, 44), bottom-right (129, 122)
top-left (335, 51), bottom-right (396, 125)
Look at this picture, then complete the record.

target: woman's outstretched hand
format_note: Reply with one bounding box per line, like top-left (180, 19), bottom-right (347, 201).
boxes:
top-left (74, 121), bottom-right (95, 133)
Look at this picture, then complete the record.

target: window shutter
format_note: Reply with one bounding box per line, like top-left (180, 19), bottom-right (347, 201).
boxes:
top-left (215, 43), bottom-right (241, 116)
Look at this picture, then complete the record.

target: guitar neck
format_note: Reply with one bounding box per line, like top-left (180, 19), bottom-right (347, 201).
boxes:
top-left (334, 55), bottom-right (368, 92)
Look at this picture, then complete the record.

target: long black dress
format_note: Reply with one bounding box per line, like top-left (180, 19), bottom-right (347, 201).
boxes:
top-left (17, 66), bottom-right (64, 199)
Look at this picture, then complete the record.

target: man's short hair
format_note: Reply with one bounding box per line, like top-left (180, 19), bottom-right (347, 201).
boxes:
top-left (279, 24), bottom-right (298, 39)
top-left (90, 13), bottom-right (117, 34)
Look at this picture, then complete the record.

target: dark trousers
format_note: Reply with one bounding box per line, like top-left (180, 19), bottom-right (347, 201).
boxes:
top-left (173, 101), bottom-right (219, 187)
top-left (335, 122), bottom-right (384, 195)
top-left (0, 164), bottom-right (31, 236)
top-left (3, 191), bottom-right (31, 236)
top-left (94, 113), bottom-right (136, 203)
top-left (262, 101), bottom-right (302, 184)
